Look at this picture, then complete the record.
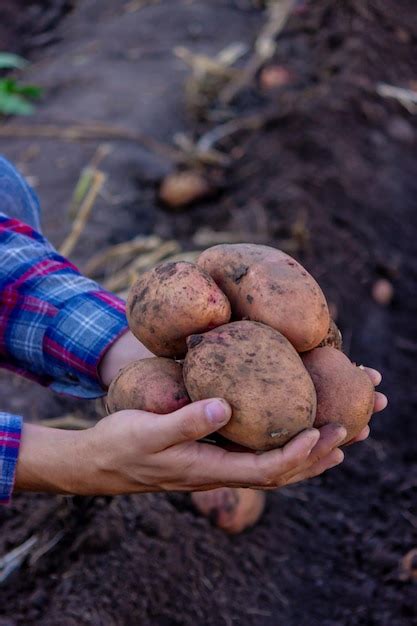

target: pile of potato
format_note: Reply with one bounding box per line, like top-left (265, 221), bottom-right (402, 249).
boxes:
top-left (107, 244), bottom-right (374, 451)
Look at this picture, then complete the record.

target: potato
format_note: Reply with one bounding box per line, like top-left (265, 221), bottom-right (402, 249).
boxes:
top-left (183, 320), bottom-right (317, 450)
top-left (198, 243), bottom-right (330, 352)
top-left (318, 319), bottom-right (343, 350)
top-left (159, 171), bottom-right (213, 209)
top-left (302, 347), bottom-right (374, 443)
top-left (106, 357), bottom-right (190, 414)
top-left (127, 261), bottom-right (231, 358)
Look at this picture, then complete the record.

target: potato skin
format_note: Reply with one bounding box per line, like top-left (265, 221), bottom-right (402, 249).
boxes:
top-left (183, 320), bottom-right (317, 451)
top-left (198, 244), bottom-right (330, 352)
top-left (302, 347), bottom-right (374, 443)
top-left (106, 357), bottom-right (190, 414)
top-left (318, 319), bottom-right (343, 350)
top-left (127, 261), bottom-right (231, 357)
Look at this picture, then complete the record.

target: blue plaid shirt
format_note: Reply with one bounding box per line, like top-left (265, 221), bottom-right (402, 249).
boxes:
top-left (0, 157), bottom-right (128, 503)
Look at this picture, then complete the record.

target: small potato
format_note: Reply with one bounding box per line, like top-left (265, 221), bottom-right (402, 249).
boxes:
top-left (127, 261), bottom-right (231, 358)
top-left (183, 320), bottom-right (317, 451)
top-left (198, 244), bottom-right (329, 352)
top-left (159, 171), bottom-right (213, 209)
top-left (318, 319), bottom-right (343, 350)
top-left (106, 357), bottom-right (190, 414)
top-left (302, 347), bottom-right (374, 443)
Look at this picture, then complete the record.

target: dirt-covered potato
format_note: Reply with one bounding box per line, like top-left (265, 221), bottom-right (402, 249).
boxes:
top-left (302, 347), bottom-right (374, 443)
top-left (106, 357), bottom-right (190, 414)
top-left (318, 319), bottom-right (343, 350)
top-left (183, 320), bottom-right (317, 451)
top-left (127, 261), bottom-right (231, 357)
top-left (198, 243), bottom-right (330, 352)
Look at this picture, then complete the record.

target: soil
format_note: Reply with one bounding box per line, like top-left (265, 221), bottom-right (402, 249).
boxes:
top-left (0, 1), bottom-right (73, 55)
top-left (1, 1), bottom-right (417, 625)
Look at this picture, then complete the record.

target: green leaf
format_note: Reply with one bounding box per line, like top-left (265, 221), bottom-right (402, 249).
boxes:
top-left (0, 91), bottom-right (34, 116)
top-left (6, 83), bottom-right (42, 99)
top-left (0, 53), bottom-right (28, 70)
top-left (0, 78), bottom-right (17, 93)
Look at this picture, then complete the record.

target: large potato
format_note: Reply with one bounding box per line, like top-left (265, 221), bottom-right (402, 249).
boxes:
top-left (198, 243), bottom-right (329, 352)
top-left (183, 320), bottom-right (317, 451)
top-left (106, 357), bottom-right (190, 414)
top-left (302, 346), bottom-right (374, 443)
top-left (127, 261), bottom-right (231, 357)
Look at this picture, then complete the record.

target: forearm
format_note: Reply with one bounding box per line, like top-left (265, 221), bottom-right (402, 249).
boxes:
top-left (13, 420), bottom-right (154, 497)
top-left (14, 423), bottom-right (93, 496)
top-left (0, 213), bottom-right (131, 397)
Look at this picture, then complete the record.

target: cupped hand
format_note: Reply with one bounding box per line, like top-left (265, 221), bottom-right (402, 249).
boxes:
top-left (81, 398), bottom-right (352, 496)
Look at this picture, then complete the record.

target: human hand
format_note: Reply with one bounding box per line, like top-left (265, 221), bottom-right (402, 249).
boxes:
top-left (99, 329), bottom-right (153, 388)
top-left (73, 398), bottom-right (354, 495)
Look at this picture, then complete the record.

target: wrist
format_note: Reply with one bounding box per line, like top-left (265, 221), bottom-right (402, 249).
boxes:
top-left (99, 330), bottom-right (154, 388)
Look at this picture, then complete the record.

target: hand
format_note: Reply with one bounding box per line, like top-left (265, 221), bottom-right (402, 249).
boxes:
top-left (99, 330), bottom-right (153, 388)
top-left (15, 399), bottom-right (350, 496)
top-left (74, 399), bottom-right (352, 494)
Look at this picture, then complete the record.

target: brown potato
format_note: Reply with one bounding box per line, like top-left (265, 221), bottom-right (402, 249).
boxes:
top-left (198, 243), bottom-right (329, 352)
top-left (159, 171), bottom-right (213, 209)
top-left (106, 357), bottom-right (190, 414)
top-left (127, 261), bottom-right (231, 357)
top-left (183, 320), bottom-right (317, 451)
top-left (318, 319), bottom-right (343, 350)
top-left (301, 347), bottom-right (374, 443)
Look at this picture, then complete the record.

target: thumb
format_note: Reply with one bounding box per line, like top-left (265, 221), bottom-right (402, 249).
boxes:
top-left (148, 398), bottom-right (232, 450)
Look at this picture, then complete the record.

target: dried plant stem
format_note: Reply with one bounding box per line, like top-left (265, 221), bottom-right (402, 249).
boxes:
top-left (59, 169), bottom-right (106, 258)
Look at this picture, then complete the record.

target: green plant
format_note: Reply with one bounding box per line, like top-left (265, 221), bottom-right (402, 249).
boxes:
top-left (0, 52), bottom-right (42, 116)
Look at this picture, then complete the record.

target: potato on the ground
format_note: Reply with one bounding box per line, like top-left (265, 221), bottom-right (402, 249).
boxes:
top-left (318, 319), bottom-right (343, 350)
top-left (159, 170), bottom-right (212, 209)
top-left (183, 320), bottom-right (317, 451)
top-left (198, 243), bottom-right (329, 352)
top-left (106, 357), bottom-right (190, 414)
top-left (302, 346), bottom-right (374, 443)
top-left (127, 261), bottom-right (231, 358)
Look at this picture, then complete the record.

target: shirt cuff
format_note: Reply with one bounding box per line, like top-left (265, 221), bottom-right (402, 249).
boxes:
top-left (0, 413), bottom-right (22, 504)
top-left (43, 290), bottom-right (128, 398)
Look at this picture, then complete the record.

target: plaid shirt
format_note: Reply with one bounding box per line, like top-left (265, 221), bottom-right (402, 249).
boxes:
top-left (0, 214), bottom-right (128, 503)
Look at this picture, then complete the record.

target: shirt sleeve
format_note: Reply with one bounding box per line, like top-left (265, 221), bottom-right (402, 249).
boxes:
top-left (0, 413), bottom-right (22, 504)
top-left (0, 214), bottom-right (129, 398)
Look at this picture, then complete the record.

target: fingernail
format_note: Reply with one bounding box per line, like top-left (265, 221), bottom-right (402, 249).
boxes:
top-left (374, 371), bottom-right (382, 385)
top-left (379, 394), bottom-right (388, 410)
top-left (335, 427), bottom-right (347, 444)
top-left (205, 400), bottom-right (229, 425)
top-left (306, 428), bottom-right (320, 451)
top-left (331, 449), bottom-right (344, 467)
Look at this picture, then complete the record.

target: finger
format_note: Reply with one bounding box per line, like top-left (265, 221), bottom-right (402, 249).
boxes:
top-left (285, 448), bottom-right (344, 485)
top-left (344, 425), bottom-right (370, 446)
top-left (303, 423), bottom-right (347, 465)
top-left (146, 399), bottom-right (232, 449)
top-left (360, 366), bottom-right (382, 386)
top-left (374, 392), bottom-right (388, 413)
top-left (190, 428), bottom-right (321, 489)
top-left (273, 423), bottom-right (346, 483)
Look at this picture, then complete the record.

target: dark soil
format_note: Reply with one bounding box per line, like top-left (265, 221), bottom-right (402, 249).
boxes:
top-left (0, 1), bottom-right (73, 55)
top-left (1, 1), bottom-right (417, 625)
